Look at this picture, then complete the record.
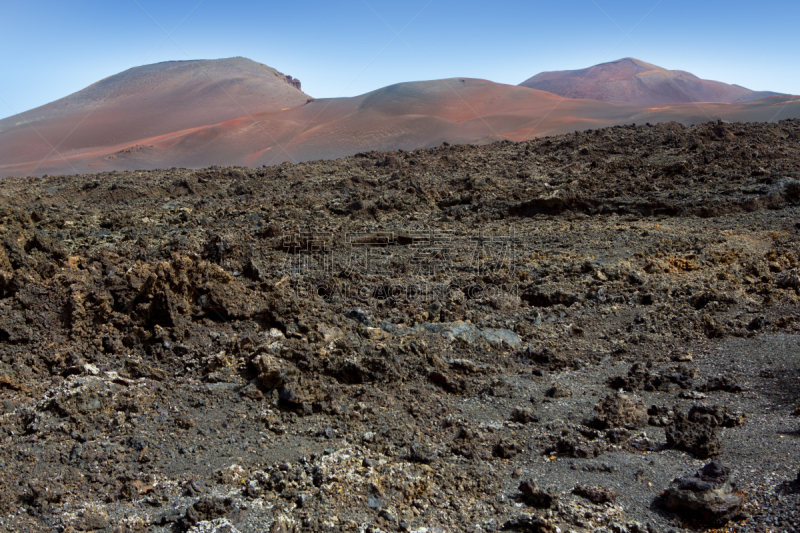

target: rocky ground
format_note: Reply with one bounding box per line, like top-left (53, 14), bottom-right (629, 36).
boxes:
top-left (0, 119), bottom-right (799, 533)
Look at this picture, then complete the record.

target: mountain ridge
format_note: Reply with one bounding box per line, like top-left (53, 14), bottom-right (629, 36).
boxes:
top-left (519, 57), bottom-right (782, 104)
top-left (0, 56), bottom-right (797, 178)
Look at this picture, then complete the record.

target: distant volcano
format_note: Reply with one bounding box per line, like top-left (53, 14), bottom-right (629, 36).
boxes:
top-left (1, 56), bottom-right (797, 178)
top-left (519, 57), bottom-right (781, 105)
top-left (0, 58), bottom-right (310, 173)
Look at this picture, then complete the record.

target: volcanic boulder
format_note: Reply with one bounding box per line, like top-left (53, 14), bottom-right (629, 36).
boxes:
top-left (665, 408), bottom-right (721, 458)
top-left (661, 461), bottom-right (743, 525)
top-left (589, 393), bottom-right (647, 430)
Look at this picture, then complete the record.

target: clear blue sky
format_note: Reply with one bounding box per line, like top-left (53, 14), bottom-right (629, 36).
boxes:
top-left (1, 0), bottom-right (798, 120)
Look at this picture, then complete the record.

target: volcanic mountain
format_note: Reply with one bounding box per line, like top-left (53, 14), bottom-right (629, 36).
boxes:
top-left (0, 58), bottom-right (310, 174)
top-left (1, 57), bottom-right (797, 178)
top-left (519, 57), bottom-right (781, 105)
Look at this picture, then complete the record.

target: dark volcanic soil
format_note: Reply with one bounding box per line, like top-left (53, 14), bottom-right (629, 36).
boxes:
top-left (0, 119), bottom-right (799, 533)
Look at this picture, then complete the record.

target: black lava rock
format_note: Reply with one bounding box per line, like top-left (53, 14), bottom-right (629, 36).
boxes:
top-left (661, 461), bottom-right (743, 526)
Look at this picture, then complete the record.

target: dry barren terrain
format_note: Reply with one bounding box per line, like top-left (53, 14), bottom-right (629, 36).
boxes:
top-left (0, 119), bottom-right (799, 532)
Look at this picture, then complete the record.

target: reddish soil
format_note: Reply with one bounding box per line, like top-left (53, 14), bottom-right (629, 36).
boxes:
top-left (2, 58), bottom-right (798, 179)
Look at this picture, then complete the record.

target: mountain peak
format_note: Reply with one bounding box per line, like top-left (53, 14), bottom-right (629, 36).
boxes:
top-left (615, 57), bottom-right (660, 69)
top-left (88, 57), bottom-right (305, 96)
top-left (519, 58), bottom-right (776, 105)
top-left (0, 57), bottom-right (312, 173)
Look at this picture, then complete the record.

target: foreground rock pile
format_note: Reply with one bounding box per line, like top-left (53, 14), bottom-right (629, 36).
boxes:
top-left (661, 461), bottom-right (744, 525)
top-left (0, 119), bottom-right (799, 532)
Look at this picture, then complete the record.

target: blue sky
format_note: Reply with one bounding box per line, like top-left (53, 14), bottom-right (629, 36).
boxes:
top-left (1, 0), bottom-right (799, 120)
